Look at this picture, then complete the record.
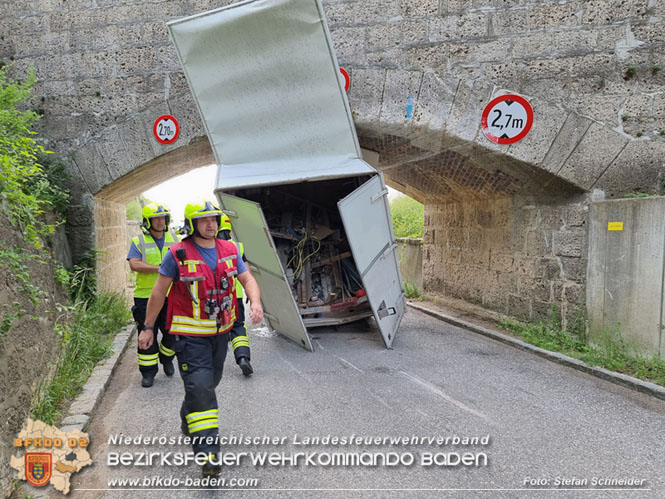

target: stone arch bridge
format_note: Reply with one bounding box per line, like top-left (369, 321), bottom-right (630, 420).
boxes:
top-left (2, 0), bottom-right (664, 324)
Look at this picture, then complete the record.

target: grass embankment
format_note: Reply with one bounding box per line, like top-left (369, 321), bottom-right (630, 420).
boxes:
top-left (499, 315), bottom-right (665, 387)
top-left (31, 293), bottom-right (130, 424)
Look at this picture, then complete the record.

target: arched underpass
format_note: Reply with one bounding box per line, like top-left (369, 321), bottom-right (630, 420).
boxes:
top-left (2, 0), bottom-right (663, 326)
top-left (92, 116), bottom-right (591, 328)
top-left (93, 137), bottom-right (213, 295)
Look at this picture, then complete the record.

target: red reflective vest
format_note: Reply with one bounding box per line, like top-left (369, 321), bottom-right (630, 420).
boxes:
top-left (166, 238), bottom-right (239, 336)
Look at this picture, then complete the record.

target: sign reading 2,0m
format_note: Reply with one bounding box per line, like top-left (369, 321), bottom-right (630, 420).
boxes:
top-left (481, 94), bottom-right (533, 145)
top-left (153, 115), bottom-right (180, 145)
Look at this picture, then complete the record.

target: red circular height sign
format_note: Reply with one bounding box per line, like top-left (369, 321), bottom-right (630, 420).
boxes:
top-left (153, 115), bottom-right (180, 145)
top-left (339, 67), bottom-right (350, 93)
top-left (481, 94), bottom-right (533, 145)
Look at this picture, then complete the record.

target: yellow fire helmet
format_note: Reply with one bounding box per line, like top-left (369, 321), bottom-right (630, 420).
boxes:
top-left (220, 213), bottom-right (232, 232)
top-left (141, 202), bottom-right (171, 231)
top-left (183, 199), bottom-right (222, 235)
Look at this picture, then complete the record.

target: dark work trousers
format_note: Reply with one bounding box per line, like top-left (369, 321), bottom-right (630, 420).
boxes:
top-left (228, 301), bottom-right (250, 363)
top-left (131, 297), bottom-right (175, 376)
top-left (174, 333), bottom-right (229, 456)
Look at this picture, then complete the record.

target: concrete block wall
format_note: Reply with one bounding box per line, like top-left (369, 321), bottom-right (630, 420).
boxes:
top-left (424, 195), bottom-right (589, 327)
top-left (588, 198), bottom-right (665, 357)
top-left (396, 237), bottom-right (423, 292)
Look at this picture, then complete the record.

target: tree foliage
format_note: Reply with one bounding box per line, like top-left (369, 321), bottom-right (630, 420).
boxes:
top-left (126, 194), bottom-right (149, 222)
top-left (0, 65), bottom-right (69, 247)
top-left (390, 195), bottom-right (424, 238)
top-left (126, 198), bottom-right (142, 222)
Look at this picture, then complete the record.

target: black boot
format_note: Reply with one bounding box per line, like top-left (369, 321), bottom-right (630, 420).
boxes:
top-left (202, 454), bottom-right (221, 477)
top-left (180, 405), bottom-right (189, 436)
top-left (141, 374), bottom-right (155, 388)
top-left (238, 357), bottom-right (253, 376)
top-left (163, 360), bottom-right (175, 377)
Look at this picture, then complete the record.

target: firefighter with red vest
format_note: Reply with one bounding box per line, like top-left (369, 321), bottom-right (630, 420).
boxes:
top-left (127, 202), bottom-right (178, 387)
top-left (141, 200), bottom-right (263, 477)
top-left (217, 213), bottom-right (253, 376)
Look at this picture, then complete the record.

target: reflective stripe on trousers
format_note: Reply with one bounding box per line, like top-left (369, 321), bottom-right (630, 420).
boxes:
top-left (132, 297), bottom-right (174, 375)
top-left (174, 334), bottom-right (229, 456)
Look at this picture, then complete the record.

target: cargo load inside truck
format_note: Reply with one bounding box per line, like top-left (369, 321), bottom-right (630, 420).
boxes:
top-left (229, 177), bottom-right (373, 327)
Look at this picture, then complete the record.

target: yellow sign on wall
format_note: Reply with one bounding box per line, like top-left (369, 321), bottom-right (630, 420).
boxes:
top-left (608, 222), bottom-right (623, 231)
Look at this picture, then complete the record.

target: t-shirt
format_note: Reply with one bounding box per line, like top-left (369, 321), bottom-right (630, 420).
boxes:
top-left (159, 241), bottom-right (247, 279)
top-left (126, 234), bottom-right (165, 261)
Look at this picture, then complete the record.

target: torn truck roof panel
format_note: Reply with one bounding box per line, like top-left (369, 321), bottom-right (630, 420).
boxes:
top-left (167, 0), bottom-right (375, 190)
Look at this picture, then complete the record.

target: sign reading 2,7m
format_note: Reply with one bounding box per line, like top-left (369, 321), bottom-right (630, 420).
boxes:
top-left (481, 94), bottom-right (533, 145)
top-left (153, 115), bottom-right (180, 145)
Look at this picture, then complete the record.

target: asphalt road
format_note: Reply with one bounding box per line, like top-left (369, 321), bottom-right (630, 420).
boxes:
top-left (60, 307), bottom-right (665, 498)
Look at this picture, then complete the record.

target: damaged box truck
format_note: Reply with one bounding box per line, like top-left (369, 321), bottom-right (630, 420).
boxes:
top-left (168, 0), bottom-right (405, 350)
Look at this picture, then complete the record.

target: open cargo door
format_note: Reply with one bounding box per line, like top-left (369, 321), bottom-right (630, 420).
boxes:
top-left (219, 193), bottom-right (313, 352)
top-left (338, 175), bottom-right (406, 348)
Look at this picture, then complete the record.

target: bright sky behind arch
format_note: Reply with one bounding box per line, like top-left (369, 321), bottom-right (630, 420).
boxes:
top-left (143, 165), bottom-right (217, 228)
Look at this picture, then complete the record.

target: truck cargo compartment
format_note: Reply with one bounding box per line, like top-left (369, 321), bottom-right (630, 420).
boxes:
top-left (229, 177), bottom-right (373, 328)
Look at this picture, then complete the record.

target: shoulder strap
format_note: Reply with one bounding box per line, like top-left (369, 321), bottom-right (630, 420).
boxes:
top-left (216, 239), bottom-right (237, 265)
top-left (170, 241), bottom-right (188, 279)
top-left (138, 233), bottom-right (147, 262)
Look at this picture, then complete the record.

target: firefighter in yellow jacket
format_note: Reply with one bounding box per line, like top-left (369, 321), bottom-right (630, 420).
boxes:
top-left (141, 200), bottom-right (263, 476)
top-left (127, 202), bottom-right (178, 387)
top-left (217, 213), bottom-right (253, 376)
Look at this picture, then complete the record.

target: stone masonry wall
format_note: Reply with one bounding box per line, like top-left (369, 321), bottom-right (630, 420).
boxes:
top-left (95, 198), bottom-right (129, 295)
top-left (424, 195), bottom-right (588, 326)
top-left (0, 0), bottom-right (662, 203)
top-left (0, 0), bottom-right (223, 270)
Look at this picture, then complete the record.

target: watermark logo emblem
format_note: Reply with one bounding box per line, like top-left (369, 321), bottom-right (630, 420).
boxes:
top-left (25, 453), bottom-right (52, 487)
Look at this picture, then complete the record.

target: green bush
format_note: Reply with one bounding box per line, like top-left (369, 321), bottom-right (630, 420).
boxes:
top-left (28, 156), bottom-right (71, 216)
top-left (68, 249), bottom-right (102, 303)
top-left (53, 262), bottom-right (70, 289)
top-left (404, 282), bottom-right (420, 299)
top-left (390, 195), bottom-right (424, 238)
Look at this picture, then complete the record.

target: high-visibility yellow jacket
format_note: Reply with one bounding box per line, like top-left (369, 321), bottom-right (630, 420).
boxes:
top-left (230, 240), bottom-right (245, 298)
top-left (130, 230), bottom-right (178, 298)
